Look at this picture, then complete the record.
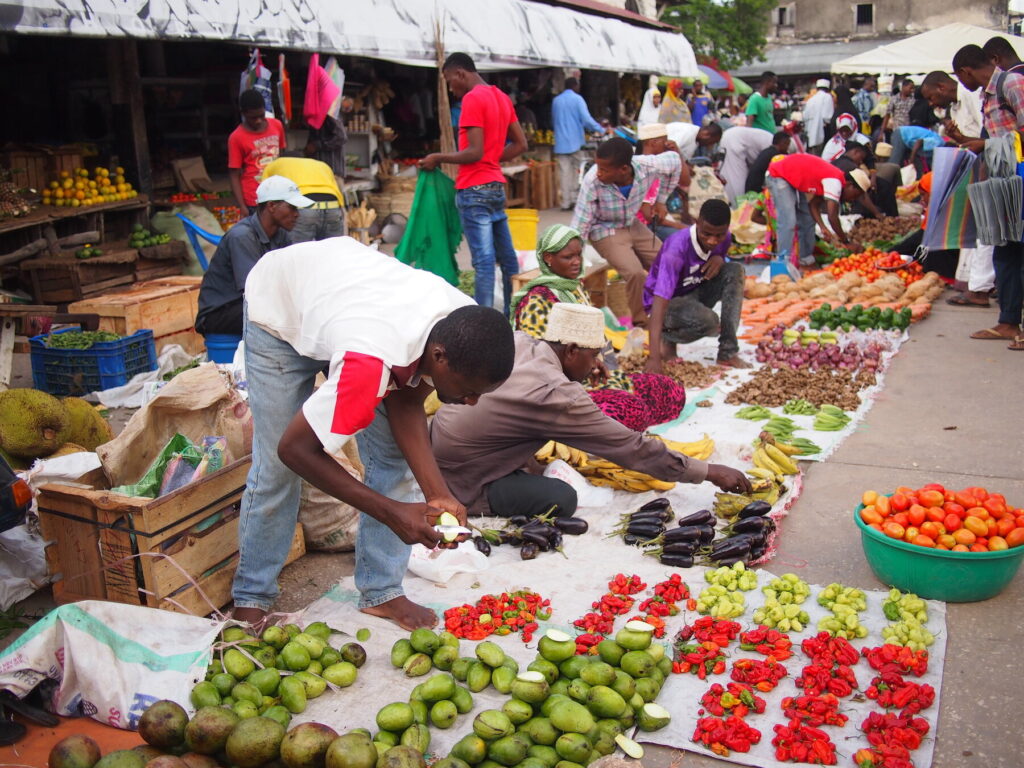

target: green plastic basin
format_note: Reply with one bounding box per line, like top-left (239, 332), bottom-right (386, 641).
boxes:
top-left (854, 504), bottom-right (1024, 602)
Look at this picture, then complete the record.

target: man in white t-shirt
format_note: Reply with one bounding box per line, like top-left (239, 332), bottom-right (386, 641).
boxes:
top-left (232, 239), bottom-right (515, 630)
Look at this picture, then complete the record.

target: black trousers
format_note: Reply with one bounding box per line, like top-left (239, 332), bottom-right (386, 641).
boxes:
top-left (195, 298), bottom-right (243, 336)
top-left (485, 470), bottom-right (578, 518)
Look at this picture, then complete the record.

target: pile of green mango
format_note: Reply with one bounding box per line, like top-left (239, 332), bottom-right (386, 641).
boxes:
top-left (190, 622), bottom-right (365, 723)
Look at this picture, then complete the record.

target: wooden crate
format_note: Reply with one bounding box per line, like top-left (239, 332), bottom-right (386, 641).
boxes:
top-left (1, 150), bottom-right (48, 191)
top-left (510, 263), bottom-right (609, 309)
top-left (37, 457), bottom-right (305, 615)
top-left (68, 276), bottom-right (203, 354)
top-left (21, 249), bottom-right (137, 304)
top-left (528, 161), bottom-right (557, 210)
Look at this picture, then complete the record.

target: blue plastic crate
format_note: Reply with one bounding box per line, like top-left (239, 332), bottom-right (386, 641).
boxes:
top-left (29, 328), bottom-right (157, 396)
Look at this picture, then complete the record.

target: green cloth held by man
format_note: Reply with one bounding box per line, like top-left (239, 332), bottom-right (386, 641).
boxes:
top-left (395, 168), bottom-right (462, 285)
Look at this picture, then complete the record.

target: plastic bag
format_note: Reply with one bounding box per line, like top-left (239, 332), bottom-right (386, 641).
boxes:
top-left (621, 327), bottom-right (648, 358)
top-left (240, 48), bottom-right (275, 116)
top-left (112, 433), bottom-right (203, 498)
top-left (542, 459), bottom-right (613, 509)
top-left (0, 601), bottom-right (221, 729)
top-left (407, 540), bottom-right (488, 584)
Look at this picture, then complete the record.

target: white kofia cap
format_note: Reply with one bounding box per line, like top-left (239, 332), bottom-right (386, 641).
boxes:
top-left (638, 123), bottom-right (669, 140)
top-left (543, 303), bottom-right (605, 349)
top-left (848, 168), bottom-right (871, 192)
top-left (256, 175), bottom-right (315, 207)
top-left (874, 141), bottom-right (893, 158)
top-left (816, 78), bottom-right (831, 88)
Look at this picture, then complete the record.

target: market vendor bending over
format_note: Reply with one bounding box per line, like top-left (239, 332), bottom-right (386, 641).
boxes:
top-left (195, 176), bottom-right (312, 337)
top-left (765, 153), bottom-right (869, 267)
top-left (644, 200), bottom-right (749, 372)
top-left (232, 239), bottom-right (515, 630)
top-left (430, 303), bottom-right (752, 519)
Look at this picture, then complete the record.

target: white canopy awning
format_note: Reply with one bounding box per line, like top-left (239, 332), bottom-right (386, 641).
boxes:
top-left (831, 23), bottom-right (1024, 76)
top-left (0, 0), bottom-right (699, 76)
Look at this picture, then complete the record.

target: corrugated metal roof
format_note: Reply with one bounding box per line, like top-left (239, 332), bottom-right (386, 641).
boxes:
top-left (734, 39), bottom-right (890, 78)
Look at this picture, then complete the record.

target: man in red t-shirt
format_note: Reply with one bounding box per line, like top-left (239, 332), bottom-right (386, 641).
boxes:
top-left (420, 53), bottom-right (528, 314)
top-left (765, 153), bottom-right (868, 266)
top-left (228, 89), bottom-right (287, 211)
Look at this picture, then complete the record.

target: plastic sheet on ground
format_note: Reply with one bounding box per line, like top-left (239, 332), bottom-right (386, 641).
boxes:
top-left (294, 523), bottom-right (946, 767)
top-left (89, 344), bottom-right (196, 409)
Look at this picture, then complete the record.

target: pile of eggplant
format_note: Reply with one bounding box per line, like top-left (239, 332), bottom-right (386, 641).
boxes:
top-left (473, 513), bottom-right (588, 560)
top-left (614, 497), bottom-right (775, 568)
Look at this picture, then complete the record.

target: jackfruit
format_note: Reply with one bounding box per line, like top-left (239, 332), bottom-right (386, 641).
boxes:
top-left (61, 397), bottom-right (114, 451)
top-left (0, 389), bottom-right (70, 459)
top-left (0, 445), bottom-right (27, 470)
top-left (48, 443), bottom-right (88, 457)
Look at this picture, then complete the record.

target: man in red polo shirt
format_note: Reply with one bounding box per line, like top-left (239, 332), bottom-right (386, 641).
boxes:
top-left (765, 153), bottom-right (868, 266)
top-left (420, 53), bottom-right (528, 314)
top-left (228, 89), bottom-right (287, 212)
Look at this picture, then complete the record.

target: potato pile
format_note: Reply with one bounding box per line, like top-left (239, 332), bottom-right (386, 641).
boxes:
top-left (744, 271), bottom-right (944, 309)
top-left (849, 216), bottom-right (921, 245)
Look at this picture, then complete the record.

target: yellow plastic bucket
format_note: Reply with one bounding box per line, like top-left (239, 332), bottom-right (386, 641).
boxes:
top-left (506, 208), bottom-right (539, 250)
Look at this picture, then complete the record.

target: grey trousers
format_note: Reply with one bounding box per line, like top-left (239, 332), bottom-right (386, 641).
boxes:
top-left (557, 151), bottom-right (585, 209)
top-left (290, 207), bottom-right (346, 243)
top-left (486, 470), bottom-right (578, 518)
top-left (661, 261), bottom-right (745, 360)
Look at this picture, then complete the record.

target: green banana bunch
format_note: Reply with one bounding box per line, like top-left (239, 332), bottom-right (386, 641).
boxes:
top-left (813, 404), bottom-right (850, 432)
top-left (763, 416), bottom-right (798, 441)
top-left (789, 437), bottom-right (822, 455)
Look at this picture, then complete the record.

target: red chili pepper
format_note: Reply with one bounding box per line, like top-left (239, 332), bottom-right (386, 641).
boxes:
top-left (862, 644), bottom-right (929, 677)
top-left (731, 657), bottom-right (789, 691)
top-left (692, 715), bottom-right (761, 756)
top-left (771, 718), bottom-right (838, 765)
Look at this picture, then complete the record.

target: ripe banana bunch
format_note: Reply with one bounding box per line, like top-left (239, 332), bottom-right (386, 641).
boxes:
top-left (534, 441), bottom-right (589, 467)
top-left (656, 433), bottom-right (715, 461)
top-left (753, 439), bottom-right (800, 477)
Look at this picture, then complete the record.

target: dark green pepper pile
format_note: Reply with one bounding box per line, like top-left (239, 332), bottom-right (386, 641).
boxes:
top-left (808, 304), bottom-right (911, 332)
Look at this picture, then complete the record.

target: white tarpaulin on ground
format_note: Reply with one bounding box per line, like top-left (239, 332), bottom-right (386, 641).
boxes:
top-left (0, 0), bottom-right (699, 75)
top-left (831, 23), bottom-right (1024, 76)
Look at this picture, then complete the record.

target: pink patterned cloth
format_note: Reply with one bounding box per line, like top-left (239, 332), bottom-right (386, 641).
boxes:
top-left (303, 53), bottom-right (340, 130)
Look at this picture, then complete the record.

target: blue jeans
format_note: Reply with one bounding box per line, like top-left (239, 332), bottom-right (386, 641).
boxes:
top-left (232, 310), bottom-right (411, 611)
top-left (455, 183), bottom-right (519, 314)
top-left (767, 175), bottom-right (816, 266)
top-left (993, 241), bottom-right (1024, 327)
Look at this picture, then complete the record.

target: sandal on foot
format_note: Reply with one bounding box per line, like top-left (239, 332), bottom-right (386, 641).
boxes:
top-left (1009, 335), bottom-right (1024, 351)
top-left (970, 327), bottom-right (1015, 340)
top-left (947, 294), bottom-right (990, 307)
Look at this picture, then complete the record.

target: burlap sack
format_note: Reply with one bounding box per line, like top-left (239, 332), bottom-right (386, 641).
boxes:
top-left (298, 440), bottom-right (364, 552)
top-left (97, 364), bottom-right (252, 486)
top-left (688, 166), bottom-right (729, 218)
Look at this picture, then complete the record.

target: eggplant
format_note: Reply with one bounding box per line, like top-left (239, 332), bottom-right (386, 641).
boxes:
top-left (499, 531), bottom-right (523, 545)
top-left (521, 528), bottom-right (552, 548)
top-left (750, 545), bottom-right (767, 561)
top-left (677, 509), bottom-right (715, 528)
top-left (626, 511), bottom-right (672, 526)
top-left (554, 517), bottom-right (588, 535)
top-left (663, 526), bottom-right (703, 544)
top-left (507, 515), bottom-right (529, 527)
top-left (714, 556), bottom-right (749, 567)
top-left (697, 526), bottom-right (716, 544)
top-left (626, 523), bottom-right (665, 539)
top-left (521, 518), bottom-right (552, 533)
top-left (520, 542), bottom-right (539, 560)
top-left (738, 500), bottom-right (772, 519)
top-left (709, 537), bottom-right (752, 560)
top-left (660, 553), bottom-right (694, 568)
top-left (623, 534), bottom-right (645, 546)
top-left (549, 530), bottom-right (564, 549)
top-left (639, 498), bottom-right (671, 513)
top-left (729, 516), bottom-right (776, 536)
top-left (661, 541), bottom-right (698, 556)
top-left (472, 536), bottom-right (492, 556)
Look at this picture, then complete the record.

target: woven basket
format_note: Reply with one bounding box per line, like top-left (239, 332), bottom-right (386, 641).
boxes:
top-left (606, 280), bottom-right (630, 319)
top-left (367, 191), bottom-right (415, 220)
top-left (381, 176), bottom-right (418, 193)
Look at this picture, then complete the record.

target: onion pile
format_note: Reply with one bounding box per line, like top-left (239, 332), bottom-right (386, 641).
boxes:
top-left (755, 325), bottom-right (889, 372)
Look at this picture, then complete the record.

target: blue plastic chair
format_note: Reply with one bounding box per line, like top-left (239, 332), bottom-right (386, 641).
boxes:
top-left (174, 213), bottom-right (222, 271)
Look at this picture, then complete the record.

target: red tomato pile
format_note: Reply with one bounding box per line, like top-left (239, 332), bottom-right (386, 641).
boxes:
top-left (828, 248), bottom-right (923, 285)
top-left (859, 484), bottom-right (1024, 551)
top-left (442, 589), bottom-right (549, 642)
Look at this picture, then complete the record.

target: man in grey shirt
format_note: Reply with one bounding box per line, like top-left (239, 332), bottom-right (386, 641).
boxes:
top-left (430, 303), bottom-right (751, 518)
top-left (196, 176), bottom-right (312, 336)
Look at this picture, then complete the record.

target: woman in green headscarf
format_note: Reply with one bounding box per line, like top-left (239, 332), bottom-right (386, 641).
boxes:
top-left (511, 224), bottom-right (589, 339)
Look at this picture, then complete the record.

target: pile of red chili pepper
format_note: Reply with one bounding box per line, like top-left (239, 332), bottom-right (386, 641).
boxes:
top-left (771, 719), bottom-right (838, 765)
top-left (862, 644), bottom-right (929, 678)
top-left (629, 574), bottom-right (689, 635)
top-left (795, 662), bottom-right (858, 698)
top-left (740, 625), bottom-right (794, 661)
top-left (780, 693), bottom-right (848, 727)
top-left (692, 714), bottom-right (762, 757)
top-left (730, 657), bottom-right (789, 692)
top-left (855, 711), bottom-right (930, 768)
top-left (443, 590), bottom-right (550, 642)
top-left (690, 616), bottom-right (742, 645)
top-left (672, 641), bottom-right (727, 678)
top-left (572, 573), bottom-right (646, 654)
top-left (801, 632), bottom-right (860, 667)
top-left (865, 672), bottom-right (935, 715)
top-left (699, 682), bottom-right (766, 718)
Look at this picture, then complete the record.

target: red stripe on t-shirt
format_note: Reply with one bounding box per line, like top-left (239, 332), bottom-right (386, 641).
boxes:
top-left (331, 352), bottom-right (386, 437)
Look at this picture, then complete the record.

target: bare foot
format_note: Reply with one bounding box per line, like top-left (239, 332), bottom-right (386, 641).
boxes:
top-left (361, 596), bottom-right (438, 631)
top-left (231, 606), bottom-right (268, 632)
top-left (718, 355), bottom-right (752, 369)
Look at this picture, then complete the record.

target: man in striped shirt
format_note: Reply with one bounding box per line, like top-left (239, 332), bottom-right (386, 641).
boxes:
top-left (571, 137), bottom-right (682, 325)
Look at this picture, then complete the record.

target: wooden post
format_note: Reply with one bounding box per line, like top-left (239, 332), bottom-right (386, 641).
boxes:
top-left (434, 18), bottom-right (457, 181)
top-left (108, 40), bottom-right (153, 197)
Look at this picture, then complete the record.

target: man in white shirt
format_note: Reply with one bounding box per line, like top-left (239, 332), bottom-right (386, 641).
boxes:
top-left (233, 239), bottom-right (515, 630)
top-left (919, 70), bottom-right (983, 142)
top-left (803, 79), bottom-right (835, 154)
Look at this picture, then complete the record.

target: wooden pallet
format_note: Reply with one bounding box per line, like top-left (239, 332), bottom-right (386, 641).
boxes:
top-left (37, 457), bottom-right (305, 615)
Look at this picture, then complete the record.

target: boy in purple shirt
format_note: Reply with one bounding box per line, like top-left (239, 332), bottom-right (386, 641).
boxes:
top-left (644, 200), bottom-right (749, 371)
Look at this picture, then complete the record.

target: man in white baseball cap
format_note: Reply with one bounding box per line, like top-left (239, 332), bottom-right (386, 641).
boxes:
top-left (196, 175), bottom-right (314, 336)
top-left (431, 302), bottom-right (752, 519)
